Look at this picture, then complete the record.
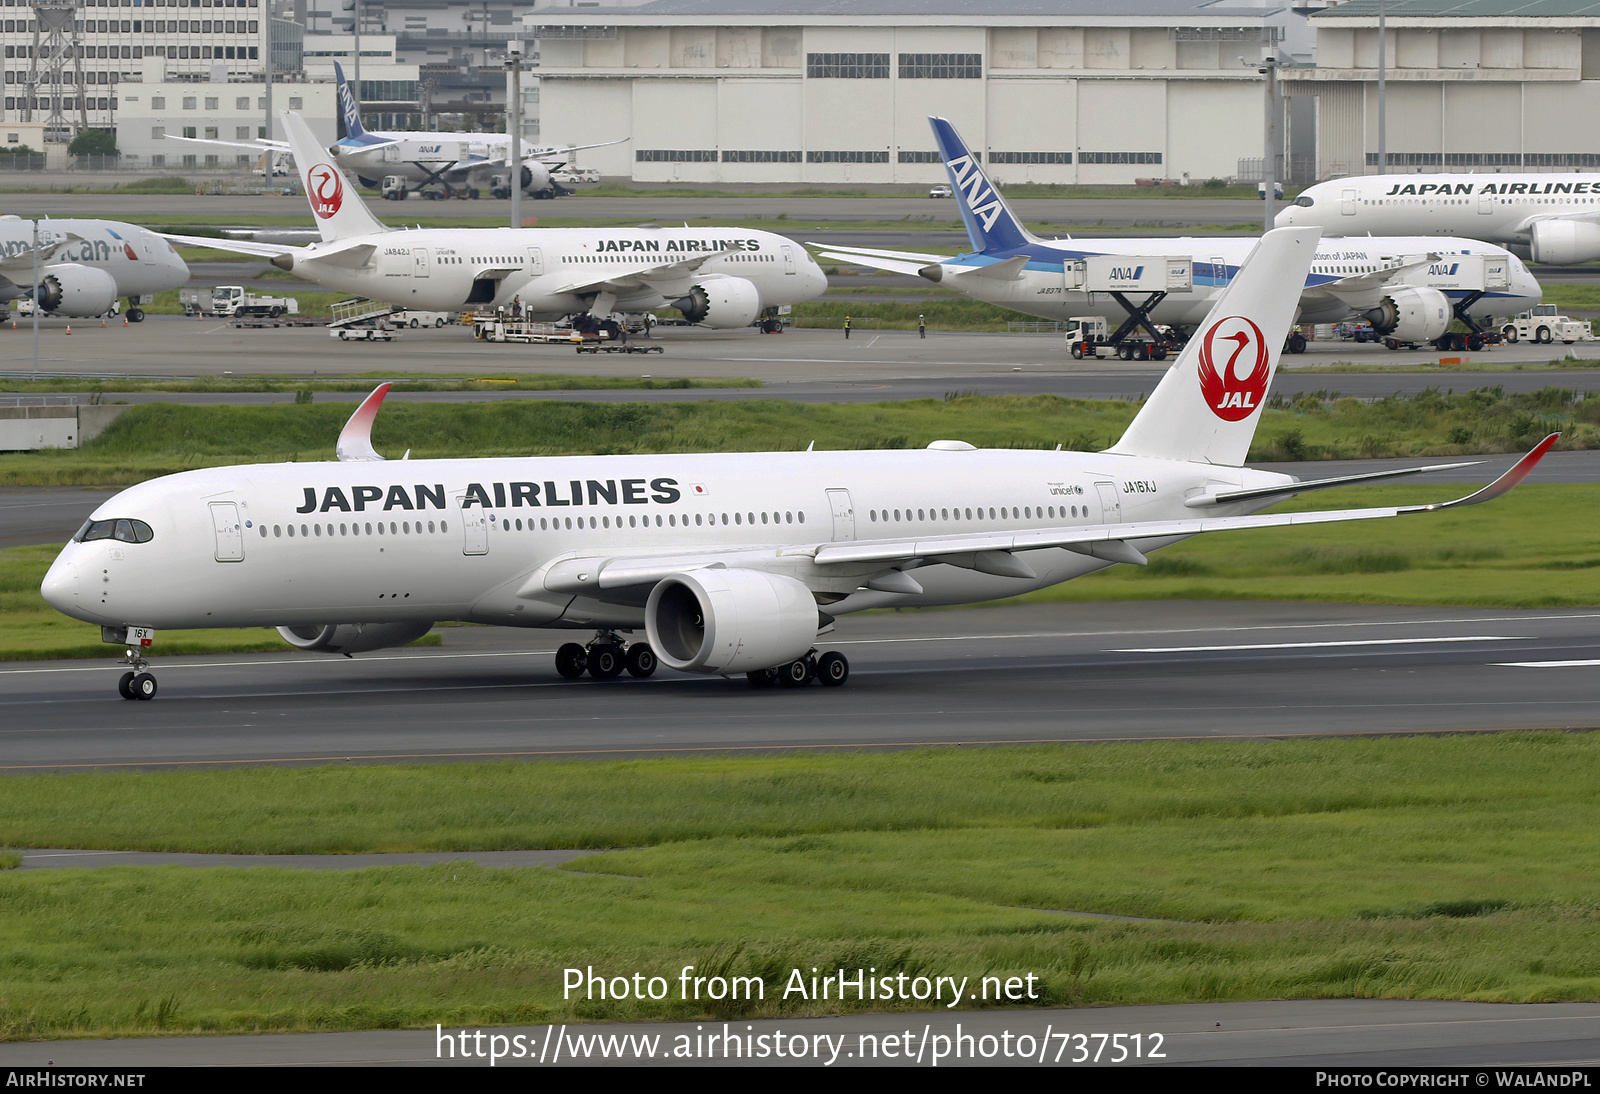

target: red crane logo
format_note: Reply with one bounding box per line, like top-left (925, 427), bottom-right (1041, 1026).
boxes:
top-left (309, 163), bottom-right (344, 220)
top-left (1196, 315), bottom-right (1270, 422)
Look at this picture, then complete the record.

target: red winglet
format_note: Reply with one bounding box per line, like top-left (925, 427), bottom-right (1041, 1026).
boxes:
top-left (1405, 433), bottom-right (1558, 512)
top-left (335, 383), bottom-right (391, 462)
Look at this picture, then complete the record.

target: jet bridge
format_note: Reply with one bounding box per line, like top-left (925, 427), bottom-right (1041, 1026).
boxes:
top-left (1063, 256), bottom-right (1194, 359)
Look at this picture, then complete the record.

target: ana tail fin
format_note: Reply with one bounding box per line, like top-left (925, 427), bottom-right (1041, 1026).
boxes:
top-left (333, 62), bottom-right (371, 143)
top-left (281, 111), bottom-right (387, 243)
top-left (929, 116), bottom-right (1037, 255)
top-left (1107, 227), bottom-right (1321, 467)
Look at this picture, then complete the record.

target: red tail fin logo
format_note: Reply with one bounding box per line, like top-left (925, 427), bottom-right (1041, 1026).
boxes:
top-left (1196, 315), bottom-right (1269, 422)
top-left (309, 163), bottom-right (345, 220)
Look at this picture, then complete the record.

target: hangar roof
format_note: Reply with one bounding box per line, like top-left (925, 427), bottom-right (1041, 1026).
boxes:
top-left (1315, 0), bottom-right (1600, 15)
top-left (530, 0), bottom-right (1278, 19)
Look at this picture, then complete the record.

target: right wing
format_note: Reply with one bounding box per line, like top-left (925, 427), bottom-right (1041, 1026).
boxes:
top-left (161, 231), bottom-right (298, 259)
top-left (164, 134), bottom-right (290, 154)
top-left (808, 242), bottom-right (953, 277)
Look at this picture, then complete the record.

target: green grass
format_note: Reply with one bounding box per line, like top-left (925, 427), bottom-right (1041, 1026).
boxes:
top-left (0, 733), bottom-right (1598, 1038)
top-left (0, 387), bottom-right (1591, 488)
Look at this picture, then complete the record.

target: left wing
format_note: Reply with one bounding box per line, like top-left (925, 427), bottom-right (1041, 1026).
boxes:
top-left (0, 232), bottom-right (82, 274)
top-left (530, 435), bottom-right (1557, 597)
top-left (808, 241), bottom-right (954, 278)
top-left (1312, 254), bottom-right (1441, 310)
top-left (164, 134), bottom-right (290, 154)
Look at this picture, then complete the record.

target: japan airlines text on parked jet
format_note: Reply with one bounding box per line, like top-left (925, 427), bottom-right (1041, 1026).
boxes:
top-left (0, 215), bottom-right (188, 321)
top-left (161, 112), bottom-right (826, 326)
top-left (1277, 173), bottom-right (1600, 265)
top-left (166, 63), bottom-right (624, 200)
top-left (41, 226), bottom-right (1556, 700)
top-left (816, 119), bottom-right (1540, 353)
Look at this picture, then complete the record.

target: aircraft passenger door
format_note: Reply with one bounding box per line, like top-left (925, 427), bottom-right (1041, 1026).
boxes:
top-left (457, 496), bottom-right (488, 556)
top-left (1210, 257), bottom-right (1230, 287)
top-left (526, 247), bottom-right (544, 276)
top-left (1479, 190), bottom-right (1496, 215)
top-left (1093, 482), bottom-right (1121, 526)
top-left (1341, 189), bottom-right (1358, 216)
top-left (826, 488), bottom-right (856, 541)
top-left (413, 248), bottom-right (430, 278)
top-left (209, 501), bottom-right (244, 562)
top-left (781, 244), bottom-right (796, 275)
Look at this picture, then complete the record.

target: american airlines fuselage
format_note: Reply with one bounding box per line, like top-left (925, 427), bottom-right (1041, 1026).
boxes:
top-left (278, 226), bottom-right (827, 316)
top-left (1276, 174), bottom-right (1600, 264)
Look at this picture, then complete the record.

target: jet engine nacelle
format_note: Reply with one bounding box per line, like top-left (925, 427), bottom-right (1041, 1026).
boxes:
top-left (1362, 287), bottom-right (1451, 342)
top-left (645, 568), bottom-right (820, 675)
top-left (520, 161), bottom-right (552, 193)
top-left (672, 276), bottom-right (763, 329)
top-left (1529, 219), bottom-right (1600, 265)
top-left (276, 621), bottom-right (435, 655)
top-left (34, 264), bottom-right (118, 316)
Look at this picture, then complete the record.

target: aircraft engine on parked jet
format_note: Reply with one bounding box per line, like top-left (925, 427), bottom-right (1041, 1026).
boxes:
top-left (1529, 219), bottom-right (1600, 266)
top-left (33, 264), bottom-right (118, 316)
top-left (645, 569), bottom-right (820, 675)
top-left (671, 275), bottom-right (764, 328)
top-left (276, 621), bottom-right (435, 656)
top-left (1362, 287), bottom-right (1451, 342)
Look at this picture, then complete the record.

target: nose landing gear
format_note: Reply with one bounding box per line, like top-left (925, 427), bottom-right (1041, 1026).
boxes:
top-left (116, 649), bottom-right (157, 700)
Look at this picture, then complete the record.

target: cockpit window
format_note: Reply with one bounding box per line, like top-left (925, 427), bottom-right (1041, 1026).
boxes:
top-left (1292, 196), bottom-right (1315, 208)
top-left (74, 518), bottom-right (154, 544)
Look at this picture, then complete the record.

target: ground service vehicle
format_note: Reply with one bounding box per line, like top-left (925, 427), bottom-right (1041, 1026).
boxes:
top-left (1503, 305), bottom-right (1591, 344)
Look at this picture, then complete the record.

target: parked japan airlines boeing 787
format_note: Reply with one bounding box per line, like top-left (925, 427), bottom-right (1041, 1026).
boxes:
top-left (163, 112), bottom-right (827, 328)
top-left (41, 227), bottom-right (1555, 700)
top-left (1277, 172), bottom-right (1600, 265)
top-left (817, 119), bottom-right (1539, 352)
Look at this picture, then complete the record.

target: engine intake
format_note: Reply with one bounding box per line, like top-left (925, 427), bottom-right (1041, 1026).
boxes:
top-left (1362, 287), bottom-right (1451, 342)
top-left (277, 621), bottom-right (435, 655)
top-left (34, 263), bottom-right (118, 317)
top-left (645, 568), bottom-right (820, 675)
top-left (1529, 219), bottom-right (1600, 266)
top-left (671, 275), bottom-right (763, 329)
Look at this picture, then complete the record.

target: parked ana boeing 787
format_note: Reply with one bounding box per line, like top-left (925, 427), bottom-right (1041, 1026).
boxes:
top-left (42, 227), bottom-right (1554, 700)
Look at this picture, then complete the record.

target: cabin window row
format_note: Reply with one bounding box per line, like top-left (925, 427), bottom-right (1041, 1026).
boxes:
top-left (502, 510), bottom-right (806, 531)
top-left (868, 505), bottom-right (1081, 523)
top-left (264, 520), bottom-right (446, 538)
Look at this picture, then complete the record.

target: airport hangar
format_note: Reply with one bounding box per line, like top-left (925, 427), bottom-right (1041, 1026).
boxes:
top-left (530, 0), bottom-right (1600, 188)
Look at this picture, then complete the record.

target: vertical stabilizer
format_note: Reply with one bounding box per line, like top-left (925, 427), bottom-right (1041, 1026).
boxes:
top-left (929, 116), bottom-right (1037, 255)
top-left (1107, 227), bottom-right (1320, 467)
top-left (281, 111), bottom-right (388, 243)
top-left (333, 62), bottom-right (375, 144)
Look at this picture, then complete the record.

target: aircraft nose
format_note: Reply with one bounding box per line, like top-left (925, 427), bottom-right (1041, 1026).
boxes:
top-left (40, 553), bottom-right (80, 613)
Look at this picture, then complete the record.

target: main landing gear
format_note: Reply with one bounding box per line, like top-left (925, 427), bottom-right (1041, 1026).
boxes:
top-left (746, 649), bottom-right (849, 689)
top-left (555, 631), bottom-right (658, 681)
top-left (116, 649), bottom-right (157, 700)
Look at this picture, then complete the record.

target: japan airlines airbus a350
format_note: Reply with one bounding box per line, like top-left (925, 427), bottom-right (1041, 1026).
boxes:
top-left (817, 119), bottom-right (1539, 352)
top-left (162, 111), bottom-right (826, 327)
top-left (41, 225), bottom-right (1555, 700)
top-left (1277, 172), bottom-right (1600, 265)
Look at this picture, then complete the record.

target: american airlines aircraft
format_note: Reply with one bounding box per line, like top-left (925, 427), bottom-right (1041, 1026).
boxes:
top-left (1277, 173), bottom-right (1600, 265)
top-left (818, 119), bottom-right (1541, 353)
top-left (0, 216), bottom-right (188, 322)
top-left (40, 226), bottom-right (1555, 700)
top-left (163, 112), bottom-right (826, 328)
top-left (167, 64), bottom-right (623, 201)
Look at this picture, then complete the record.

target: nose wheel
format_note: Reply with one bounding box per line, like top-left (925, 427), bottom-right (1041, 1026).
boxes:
top-left (116, 649), bottom-right (157, 700)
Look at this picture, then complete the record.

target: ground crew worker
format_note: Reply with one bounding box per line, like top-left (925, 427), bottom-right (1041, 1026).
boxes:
top-left (918, 314), bottom-right (926, 339)
top-left (844, 315), bottom-right (851, 340)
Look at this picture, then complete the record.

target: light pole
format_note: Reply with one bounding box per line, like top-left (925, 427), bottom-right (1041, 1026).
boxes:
top-left (1254, 52), bottom-right (1282, 233)
top-left (507, 41), bottom-right (523, 230)
top-left (31, 218), bottom-right (40, 379)
top-left (1377, 0), bottom-right (1388, 174)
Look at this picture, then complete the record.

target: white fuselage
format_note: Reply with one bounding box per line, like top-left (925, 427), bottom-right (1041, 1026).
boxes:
top-left (41, 448), bottom-right (1290, 634)
top-left (289, 225), bottom-right (828, 315)
top-left (1275, 173), bottom-right (1600, 259)
top-left (917, 236), bottom-right (1540, 329)
top-left (0, 218), bottom-right (189, 305)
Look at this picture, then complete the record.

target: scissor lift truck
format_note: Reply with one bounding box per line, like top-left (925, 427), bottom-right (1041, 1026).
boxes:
top-left (1063, 256), bottom-right (1194, 361)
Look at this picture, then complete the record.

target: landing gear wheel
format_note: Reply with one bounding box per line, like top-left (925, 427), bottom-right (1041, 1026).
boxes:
top-left (1070, 343), bottom-right (1084, 360)
top-left (127, 307), bottom-right (144, 323)
top-left (118, 671), bottom-right (137, 700)
top-left (1152, 346), bottom-right (1168, 361)
top-left (1468, 334), bottom-right (1485, 352)
top-left (1286, 332), bottom-right (1307, 354)
top-left (777, 659), bottom-right (811, 688)
top-left (131, 673), bottom-right (157, 700)
top-left (746, 667), bottom-right (778, 688)
top-left (555, 642), bottom-right (588, 679)
top-left (625, 643), bottom-right (657, 678)
top-left (816, 651), bottom-right (849, 687)
top-left (587, 645), bottom-right (624, 679)
top-left (1503, 326), bottom-right (1519, 343)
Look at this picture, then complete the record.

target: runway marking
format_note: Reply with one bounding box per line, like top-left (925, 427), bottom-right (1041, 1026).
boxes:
top-left (1110, 636), bottom-right (1531, 654)
top-left (1494, 659), bottom-right (1600, 668)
